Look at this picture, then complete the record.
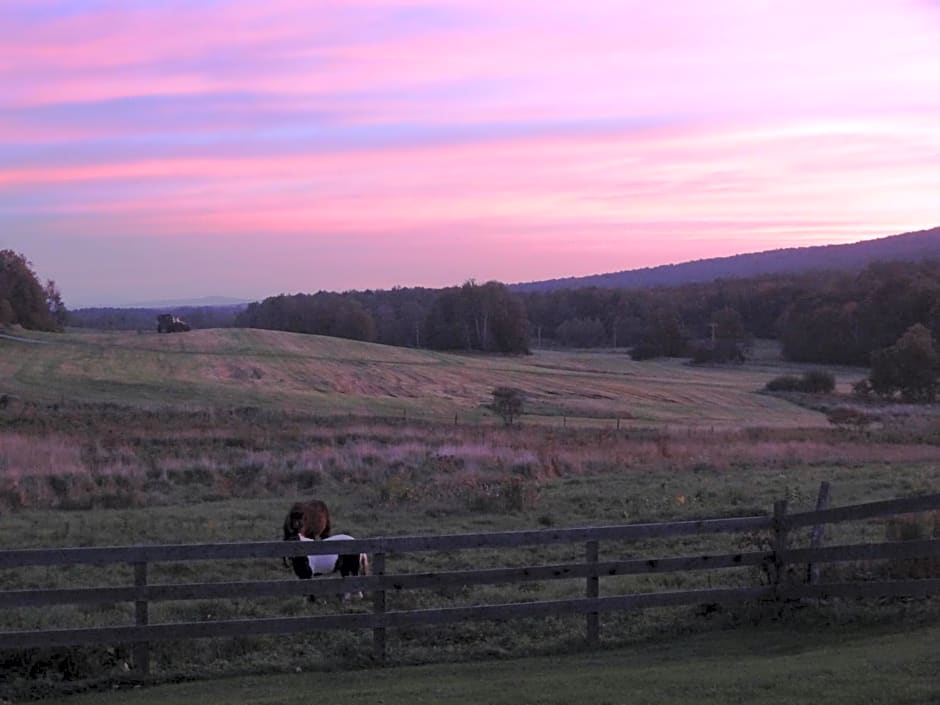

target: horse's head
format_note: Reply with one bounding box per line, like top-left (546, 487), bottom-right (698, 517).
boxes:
top-left (283, 502), bottom-right (307, 540)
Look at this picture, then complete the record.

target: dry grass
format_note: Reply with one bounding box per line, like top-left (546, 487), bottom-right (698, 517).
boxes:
top-left (1, 328), bottom-right (837, 427)
top-left (0, 433), bottom-right (86, 477)
top-left (3, 403), bottom-right (940, 512)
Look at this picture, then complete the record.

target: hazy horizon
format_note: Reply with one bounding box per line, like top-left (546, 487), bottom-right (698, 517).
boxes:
top-left (3, 1), bottom-right (939, 308)
top-left (65, 224), bottom-right (938, 309)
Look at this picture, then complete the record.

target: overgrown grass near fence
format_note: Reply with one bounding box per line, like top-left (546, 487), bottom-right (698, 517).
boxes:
top-left (2, 489), bottom-right (939, 700)
top-left (3, 330), bottom-right (940, 700)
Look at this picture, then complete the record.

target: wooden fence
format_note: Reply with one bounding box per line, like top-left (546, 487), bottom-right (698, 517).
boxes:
top-left (1, 491), bottom-right (939, 676)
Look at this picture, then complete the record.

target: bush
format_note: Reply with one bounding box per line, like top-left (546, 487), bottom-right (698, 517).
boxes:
top-left (764, 375), bottom-right (803, 392)
top-left (826, 407), bottom-right (876, 429)
top-left (801, 369), bottom-right (835, 393)
top-left (492, 386), bottom-right (525, 426)
top-left (765, 370), bottom-right (834, 393)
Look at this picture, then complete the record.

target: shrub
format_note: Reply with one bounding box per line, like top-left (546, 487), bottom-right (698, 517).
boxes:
top-left (801, 369), bottom-right (835, 393)
top-left (826, 407), bottom-right (876, 430)
top-left (492, 386), bottom-right (525, 427)
top-left (764, 375), bottom-right (803, 392)
top-left (765, 370), bottom-right (834, 393)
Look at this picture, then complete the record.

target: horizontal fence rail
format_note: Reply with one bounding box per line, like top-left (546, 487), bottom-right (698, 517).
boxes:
top-left (1, 491), bottom-right (939, 675)
top-left (0, 515), bottom-right (774, 569)
top-left (785, 492), bottom-right (940, 529)
top-left (0, 586), bottom-right (778, 650)
top-left (0, 550), bottom-right (776, 610)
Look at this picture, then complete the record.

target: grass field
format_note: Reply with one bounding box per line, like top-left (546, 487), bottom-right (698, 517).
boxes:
top-left (38, 622), bottom-right (940, 705)
top-left (1, 326), bottom-right (939, 702)
top-left (0, 327), bottom-right (836, 426)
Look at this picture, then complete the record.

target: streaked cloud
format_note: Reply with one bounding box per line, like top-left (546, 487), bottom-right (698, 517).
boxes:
top-left (1, 0), bottom-right (938, 305)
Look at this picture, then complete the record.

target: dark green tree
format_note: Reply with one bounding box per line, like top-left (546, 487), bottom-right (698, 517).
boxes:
top-left (0, 299), bottom-right (13, 326)
top-left (869, 324), bottom-right (939, 402)
top-left (425, 281), bottom-right (529, 353)
top-left (555, 317), bottom-right (607, 347)
top-left (0, 250), bottom-right (61, 331)
top-left (631, 304), bottom-right (687, 360)
top-left (44, 280), bottom-right (68, 329)
top-left (235, 292), bottom-right (375, 341)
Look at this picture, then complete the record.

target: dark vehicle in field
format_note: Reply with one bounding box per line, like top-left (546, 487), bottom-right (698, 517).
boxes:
top-left (156, 314), bottom-right (191, 333)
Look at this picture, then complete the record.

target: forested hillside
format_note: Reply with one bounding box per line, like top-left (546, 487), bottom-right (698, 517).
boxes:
top-left (512, 225), bottom-right (940, 292)
top-left (62, 226), bottom-right (940, 368)
top-left (521, 259), bottom-right (940, 365)
top-left (66, 258), bottom-right (940, 367)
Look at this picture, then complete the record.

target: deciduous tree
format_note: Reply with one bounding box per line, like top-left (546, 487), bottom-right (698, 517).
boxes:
top-left (0, 250), bottom-right (61, 331)
top-left (869, 324), bottom-right (939, 402)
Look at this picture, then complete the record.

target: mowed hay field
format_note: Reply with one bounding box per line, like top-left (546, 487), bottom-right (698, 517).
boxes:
top-left (0, 327), bottom-right (834, 426)
top-left (2, 327), bottom-right (940, 703)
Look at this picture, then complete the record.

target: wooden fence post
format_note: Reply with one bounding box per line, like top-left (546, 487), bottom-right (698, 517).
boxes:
top-left (586, 540), bottom-right (599, 645)
top-left (372, 552), bottom-right (386, 665)
top-left (133, 561), bottom-right (149, 677)
top-left (807, 481), bottom-right (831, 584)
top-left (772, 500), bottom-right (789, 594)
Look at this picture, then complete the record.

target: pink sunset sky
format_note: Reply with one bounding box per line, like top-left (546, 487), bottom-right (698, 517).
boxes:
top-left (2, 0), bottom-right (939, 307)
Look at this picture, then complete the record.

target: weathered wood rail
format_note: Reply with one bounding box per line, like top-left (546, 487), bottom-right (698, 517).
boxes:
top-left (1, 491), bottom-right (938, 674)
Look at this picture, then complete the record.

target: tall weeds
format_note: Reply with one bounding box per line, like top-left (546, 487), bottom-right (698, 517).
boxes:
top-left (3, 403), bottom-right (940, 512)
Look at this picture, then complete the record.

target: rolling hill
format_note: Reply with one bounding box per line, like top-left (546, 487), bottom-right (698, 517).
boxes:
top-left (0, 327), bottom-right (837, 428)
top-left (512, 225), bottom-right (940, 292)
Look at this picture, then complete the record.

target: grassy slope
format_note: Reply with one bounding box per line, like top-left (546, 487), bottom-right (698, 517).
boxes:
top-left (7, 328), bottom-right (932, 704)
top-left (0, 327), bottom-right (835, 427)
top-left (41, 623), bottom-right (940, 705)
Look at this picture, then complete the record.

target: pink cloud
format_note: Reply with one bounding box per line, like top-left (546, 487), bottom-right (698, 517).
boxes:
top-left (2, 0), bottom-right (939, 304)
top-left (5, 115), bottom-right (936, 248)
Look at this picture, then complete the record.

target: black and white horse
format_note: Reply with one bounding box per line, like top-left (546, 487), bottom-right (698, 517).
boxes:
top-left (287, 534), bottom-right (369, 602)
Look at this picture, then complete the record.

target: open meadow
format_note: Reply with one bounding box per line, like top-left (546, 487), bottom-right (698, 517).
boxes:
top-left (1, 327), bottom-right (939, 702)
top-left (0, 327), bottom-right (837, 425)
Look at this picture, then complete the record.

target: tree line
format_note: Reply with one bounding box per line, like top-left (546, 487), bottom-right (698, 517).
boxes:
top-left (43, 246), bottom-right (940, 396)
top-left (234, 280), bottom-right (530, 354)
top-left (524, 260), bottom-right (940, 365)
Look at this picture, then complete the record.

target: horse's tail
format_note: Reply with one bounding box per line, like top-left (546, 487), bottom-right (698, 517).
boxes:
top-left (359, 552), bottom-right (370, 576)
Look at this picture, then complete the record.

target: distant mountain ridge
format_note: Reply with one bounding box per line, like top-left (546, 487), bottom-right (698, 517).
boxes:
top-left (511, 225), bottom-right (940, 292)
top-left (120, 296), bottom-right (252, 308)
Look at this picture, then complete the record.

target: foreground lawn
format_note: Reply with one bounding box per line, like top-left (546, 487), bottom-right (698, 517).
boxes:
top-left (42, 621), bottom-right (940, 705)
